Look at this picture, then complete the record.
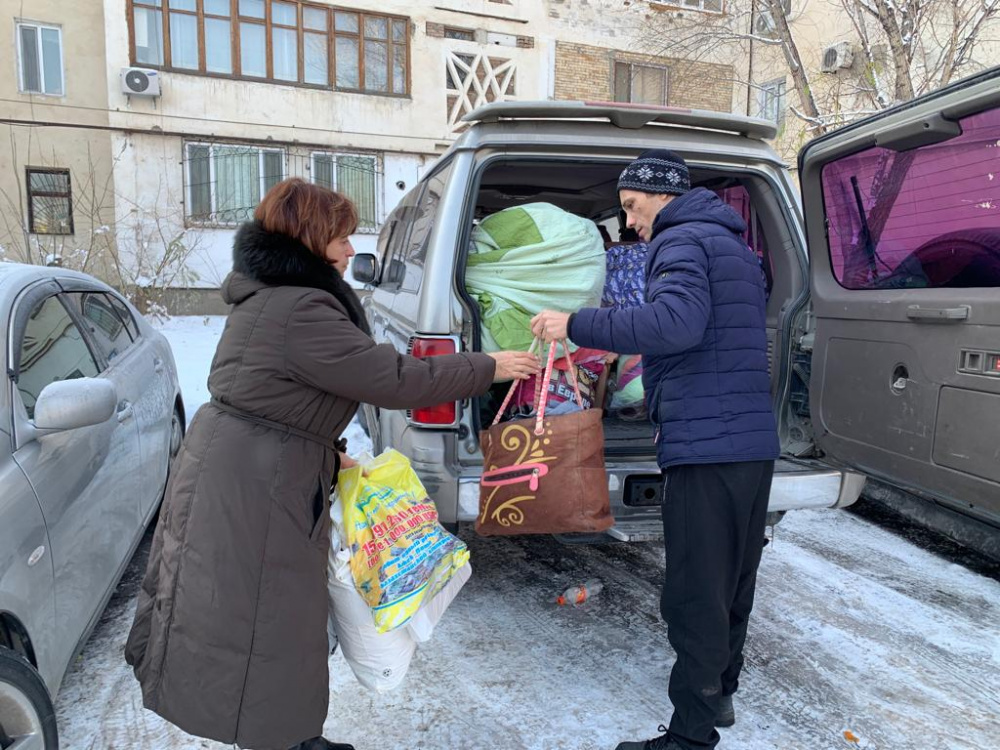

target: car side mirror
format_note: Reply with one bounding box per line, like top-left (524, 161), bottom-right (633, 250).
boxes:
top-left (33, 378), bottom-right (117, 432)
top-left (352, 254), bottom-right (379, 285)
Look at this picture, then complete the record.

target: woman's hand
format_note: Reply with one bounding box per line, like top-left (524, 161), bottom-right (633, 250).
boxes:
top-left (488, 351), bottom-right (541, 382)
top-left (339, 452), bottom-right (358, 470)
top-left (530, 310), bottom-right (572, 342)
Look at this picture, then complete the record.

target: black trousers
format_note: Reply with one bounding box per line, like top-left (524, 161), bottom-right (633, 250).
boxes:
top-left (660, 460), bottom-right (774, 749)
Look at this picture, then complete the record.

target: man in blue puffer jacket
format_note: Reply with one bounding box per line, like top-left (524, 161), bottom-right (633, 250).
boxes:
top-left (532, 150), bottom-right (780, 750)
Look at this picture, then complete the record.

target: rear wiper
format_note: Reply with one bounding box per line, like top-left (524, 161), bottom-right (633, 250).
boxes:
top-left (850, 175), bottom-right (879, 283)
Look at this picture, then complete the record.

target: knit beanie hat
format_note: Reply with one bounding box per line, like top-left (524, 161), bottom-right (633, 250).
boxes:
top-left (617, 149), bottom-right (691, 195)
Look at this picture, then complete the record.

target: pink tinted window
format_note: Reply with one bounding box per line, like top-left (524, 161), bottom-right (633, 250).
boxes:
top-left (821, 107), bottom-right (1000, 289)
top-left (715, 185), bottom-right (772, 295)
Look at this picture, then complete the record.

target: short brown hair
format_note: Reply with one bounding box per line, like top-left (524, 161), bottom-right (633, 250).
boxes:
top-left (254, 178), bottom-right (358, 256)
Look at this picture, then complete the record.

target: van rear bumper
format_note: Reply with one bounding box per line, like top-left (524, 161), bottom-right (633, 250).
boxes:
top-left (455, 458), bottom-right (866, 525)
top-left (769, 464), bottom-right (867, 511)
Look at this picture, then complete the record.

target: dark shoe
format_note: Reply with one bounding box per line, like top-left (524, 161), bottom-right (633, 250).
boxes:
top-left (715, 693), bottom-right (735, 728)
top-left (289, 739), bottom-right (355, 750)
top-left (615, 725), bottom-right (681, 750)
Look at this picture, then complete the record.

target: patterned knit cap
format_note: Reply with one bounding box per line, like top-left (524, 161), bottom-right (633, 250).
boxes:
top-left (617, 149), bottom-right (691, 195)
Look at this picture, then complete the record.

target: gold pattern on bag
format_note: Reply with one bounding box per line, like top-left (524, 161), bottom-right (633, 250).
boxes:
top-left (479, 422), bottom-right (558, 528)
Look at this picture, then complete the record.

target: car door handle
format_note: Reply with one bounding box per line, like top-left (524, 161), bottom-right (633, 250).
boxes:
top-left (153, 357), bottom-right (165, 374)
top-left (906, 305), bottom-right (970, 322)
top-left (117, 402), bottom-right (134, 423)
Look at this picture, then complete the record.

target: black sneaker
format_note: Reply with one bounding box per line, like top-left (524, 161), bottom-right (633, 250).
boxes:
top-left (288, 738), bottom-right (355, 750)
top-left (715, 694), bottom-right (735, 728)
top-left (615, 725), bottom-right (681, 750)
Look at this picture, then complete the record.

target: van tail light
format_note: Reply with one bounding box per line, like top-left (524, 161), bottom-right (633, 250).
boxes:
top-left (408, 336), bottom-right (458, 426)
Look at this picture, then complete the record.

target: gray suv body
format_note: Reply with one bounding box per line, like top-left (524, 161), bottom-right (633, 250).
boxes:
top-left (355, 67), bottom-right (1000, 542)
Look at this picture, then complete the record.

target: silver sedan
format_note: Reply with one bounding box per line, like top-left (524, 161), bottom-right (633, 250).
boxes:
top-left (0, 263), bottom-right (183, 749)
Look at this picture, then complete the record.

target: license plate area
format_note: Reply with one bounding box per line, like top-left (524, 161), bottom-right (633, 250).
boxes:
top-left (624, 474), bottom-right (664, 507)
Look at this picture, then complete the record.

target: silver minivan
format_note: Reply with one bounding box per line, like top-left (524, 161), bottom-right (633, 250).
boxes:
top-left (353, 67), bottom-right (1000, 541)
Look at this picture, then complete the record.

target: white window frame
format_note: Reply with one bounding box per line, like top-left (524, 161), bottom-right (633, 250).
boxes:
top-left (16, 21), bottom-right (64, 96)
top-left (614, 61), bottom-right (670, 107)
top-left (649, 0), bottom-right (725, 13)
top-left (309, 151), bottom-right (382, 233)
top-left (184, 142), bottom-right (287, 227)
top-left (757, 78), bottom-right (787, 125)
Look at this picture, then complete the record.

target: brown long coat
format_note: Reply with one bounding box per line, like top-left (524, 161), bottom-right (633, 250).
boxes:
top-left (125, 222), bottom-right (494, 749)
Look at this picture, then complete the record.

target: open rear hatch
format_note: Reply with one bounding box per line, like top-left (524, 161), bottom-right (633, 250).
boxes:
top-left (452, 150), bottom-right (864, 536)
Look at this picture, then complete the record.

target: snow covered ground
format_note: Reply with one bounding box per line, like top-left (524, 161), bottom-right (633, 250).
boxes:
top-left (52, 317), bottom-right (1000, 750)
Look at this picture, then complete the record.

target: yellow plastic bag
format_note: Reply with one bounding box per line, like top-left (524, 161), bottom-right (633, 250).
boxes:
top-left (338, 449), bottom-right (470, 633)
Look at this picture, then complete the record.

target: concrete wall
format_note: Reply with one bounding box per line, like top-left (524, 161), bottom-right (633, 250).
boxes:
top-left (99, 0), bottom-right (551, 152)
top-left (0, 1), bottom-right (117, 269)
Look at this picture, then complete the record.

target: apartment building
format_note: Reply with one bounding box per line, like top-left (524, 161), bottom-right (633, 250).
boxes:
top-left (0, 0), bottom-right (740, 310)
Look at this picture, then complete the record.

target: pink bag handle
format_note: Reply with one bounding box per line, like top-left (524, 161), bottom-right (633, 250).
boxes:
top-left (490, 338), bottom-right (583, 435)
top-left (491, 337), bottom-right (541, 427)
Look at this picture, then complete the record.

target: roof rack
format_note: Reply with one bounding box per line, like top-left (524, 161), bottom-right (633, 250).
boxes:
top-left (462, 100), bottom-right (777, 140)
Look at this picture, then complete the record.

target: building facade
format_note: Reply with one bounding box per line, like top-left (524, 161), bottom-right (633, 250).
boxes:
top-left (1, 0), bottom-right (741, 311)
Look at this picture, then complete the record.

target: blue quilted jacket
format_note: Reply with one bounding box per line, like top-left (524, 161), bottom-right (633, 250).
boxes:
top-left (569, 188), bottom-right (780, 468)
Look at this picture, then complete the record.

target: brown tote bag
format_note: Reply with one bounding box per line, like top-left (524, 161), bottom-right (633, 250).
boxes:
top-left (476, 339), bottom-right (613, 536)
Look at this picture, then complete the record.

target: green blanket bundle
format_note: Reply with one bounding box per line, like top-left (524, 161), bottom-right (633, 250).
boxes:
top-left (465, 203), bottom-right (606, 353)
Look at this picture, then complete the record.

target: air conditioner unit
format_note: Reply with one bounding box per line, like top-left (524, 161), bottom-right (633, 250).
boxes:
top-left (754, 10), bottom-right (777, 37)
top-left (754, 0), bottom-right (792, 38)
top-left (121, 67), bottom-right (161, 97)
top-left (821, 42), bottom-right (854, 73)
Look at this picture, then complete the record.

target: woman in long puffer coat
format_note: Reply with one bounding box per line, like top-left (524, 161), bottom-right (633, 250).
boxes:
top-left (125, 178), bottom-right (538, 750)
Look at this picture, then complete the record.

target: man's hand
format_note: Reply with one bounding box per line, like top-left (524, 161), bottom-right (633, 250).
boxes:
top-left (530, 310), bottom-right (571, 342)
top-left (339, 452), bottom-right (358, 470)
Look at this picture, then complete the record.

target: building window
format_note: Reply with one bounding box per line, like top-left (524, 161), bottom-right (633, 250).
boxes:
top-left (757, 78), bottom-right (787, 125)
top-left (614, 62), bottom-right (669, 107)
top-left (127, 1), bottom-right (410, 95)
top-left (654, 0), bottom-right (724, 11)
top-left (311, 153), bottom-right (380, 233)
top-left (333, 10), bottom-right (409, 94)
top-left (16, 22), bottom-right (64, 95)
top-left (132, 1), bottom-right (164, 65)
top-left (444, 27), bottom-right (475, 41)
top-left (26, 168), bottom-right (73, 235)
top-left (184, 143), bottom-right (286, 225)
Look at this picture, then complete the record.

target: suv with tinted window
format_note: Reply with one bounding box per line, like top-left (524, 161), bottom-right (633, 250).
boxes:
top-left (353, 67), bottom-right (1000, 542)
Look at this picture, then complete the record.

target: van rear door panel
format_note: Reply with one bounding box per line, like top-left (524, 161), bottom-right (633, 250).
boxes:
top-left (800, 68), bottom-right (1000, 524)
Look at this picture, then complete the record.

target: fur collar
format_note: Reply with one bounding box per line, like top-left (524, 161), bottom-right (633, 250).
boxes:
top-left (231, 220), bottom-right (370, 335)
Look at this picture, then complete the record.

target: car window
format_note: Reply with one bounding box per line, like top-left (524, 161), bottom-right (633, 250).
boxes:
top-left (821, 106), bottom-right (1000, 290)
top-left (379, 186), bottom-right (423, 287)
top-left (64, 292), bottom-right (135, 364)
top-left (715, 184), bottom-right (773, 298)
top-left (380, 160), bottom-right (455, 292)
top-left (107, 293), bottom-right (140, 340)
top-left (17, 295), bottom-right (99, 419)
top-left (398, 160), bottom-right (455, 292)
